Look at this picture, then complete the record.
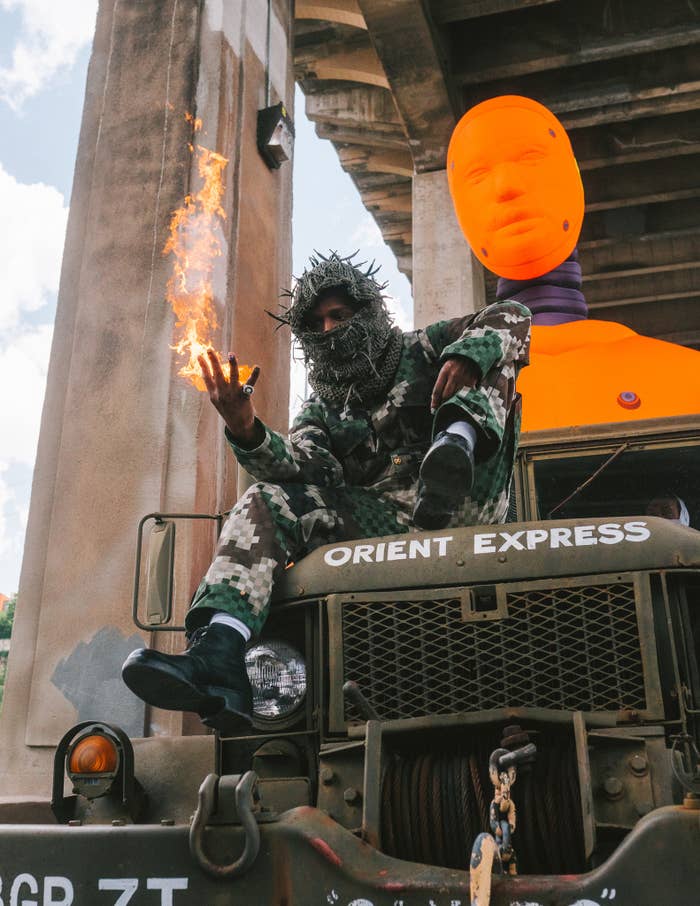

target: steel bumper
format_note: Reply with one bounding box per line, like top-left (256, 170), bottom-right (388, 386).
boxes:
top-left (0, 804), bottom-right (698, 905)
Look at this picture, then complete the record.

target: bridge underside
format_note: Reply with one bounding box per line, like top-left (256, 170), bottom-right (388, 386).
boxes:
top-left (295, 0), bottom-right (700, 347)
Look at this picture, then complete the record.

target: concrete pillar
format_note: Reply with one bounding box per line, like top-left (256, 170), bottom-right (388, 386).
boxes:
top-left (412, 169), bottom-right (485, 327)
top-left (0, 0), bottom-right (294, 796)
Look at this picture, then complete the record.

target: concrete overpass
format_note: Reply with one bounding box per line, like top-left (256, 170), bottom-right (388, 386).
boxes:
top-left (295, 0), bottom-right (700, 346)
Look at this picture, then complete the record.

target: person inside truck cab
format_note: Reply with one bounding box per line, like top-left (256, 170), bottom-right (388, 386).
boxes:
top-left (122, 251), bottom-right (531, 734)
top-left (646, 493), bottom-right (691, 527)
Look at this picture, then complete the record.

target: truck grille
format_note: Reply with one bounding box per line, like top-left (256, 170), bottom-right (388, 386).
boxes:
top-left (341, 581), bottom-right (646, 722)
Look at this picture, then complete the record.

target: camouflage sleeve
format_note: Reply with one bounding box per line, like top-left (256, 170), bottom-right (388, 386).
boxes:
top-left (424, 301), bottom-right (531, 379)
top-left (225, 399), bottom-right (345, 487)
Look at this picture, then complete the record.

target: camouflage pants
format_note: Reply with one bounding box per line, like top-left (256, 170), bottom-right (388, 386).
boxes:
top-left (186, 483), bottom-right (408, 635)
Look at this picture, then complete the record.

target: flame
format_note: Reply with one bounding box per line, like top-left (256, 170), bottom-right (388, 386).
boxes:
top-left (236, 363), bottom-right (254, 384)
top-left (164, 114), bottom-right (247, 391)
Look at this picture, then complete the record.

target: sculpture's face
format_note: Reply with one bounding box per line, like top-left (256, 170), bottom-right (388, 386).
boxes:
top-left (447, 96), bottom-right (584, 280)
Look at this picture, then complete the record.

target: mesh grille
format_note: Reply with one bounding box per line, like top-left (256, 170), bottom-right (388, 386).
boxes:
top-left (341, 582), bottom-right (646, 721)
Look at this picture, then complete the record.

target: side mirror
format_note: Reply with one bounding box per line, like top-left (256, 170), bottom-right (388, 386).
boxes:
top-left (144, 520), bottom-right (175, 625)
top-left (132, 515), bottom-right (179, 631)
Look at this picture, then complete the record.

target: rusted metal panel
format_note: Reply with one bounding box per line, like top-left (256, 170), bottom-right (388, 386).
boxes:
top-left (362, 719), bottom-right (384, 849)
top-left (520, 413), bottom-right (700, 450)
top-left (632, 573), bottom-right (665, 720)
top-left (317, 740), bottom-right (366, 833)
top-left (0, 803), bottom-right (698, 904)
top-left (573, 710), bottom-right (596, 860)
top-left (327, 595), bottom-right (347, 734)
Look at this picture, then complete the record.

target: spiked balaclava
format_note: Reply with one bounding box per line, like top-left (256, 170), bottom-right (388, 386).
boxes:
top-left (275, 252), bottom-right (404, 407)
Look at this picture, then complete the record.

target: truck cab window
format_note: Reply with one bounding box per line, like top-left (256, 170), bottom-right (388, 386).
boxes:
top-left (531, 443), bottom-right (699, 524)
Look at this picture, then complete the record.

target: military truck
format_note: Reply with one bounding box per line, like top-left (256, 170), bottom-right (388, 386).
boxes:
top-left (0, 406), bottom-right (698, 905)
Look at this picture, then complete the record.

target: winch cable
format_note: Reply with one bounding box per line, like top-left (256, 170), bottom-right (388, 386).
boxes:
top-left (470, 753), bottom-right (489, 829)
top-left (431, 754), bottom-right (446, 861)
top-left (380, 737), bottom-right (585, 873)
top-left (380, 762), bottom-right (395, 855)
top-left (410, 756), bottom-right (423, 861)
top-left (418, 754), bottom-right (434, 863)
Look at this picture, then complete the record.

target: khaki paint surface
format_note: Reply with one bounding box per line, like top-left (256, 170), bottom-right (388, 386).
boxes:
top-left (0, 0), bottom-right (293, 793)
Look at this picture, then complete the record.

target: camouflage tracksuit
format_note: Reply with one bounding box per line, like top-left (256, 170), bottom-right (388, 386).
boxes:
top-left (186, 301), bottom-right (531, 636)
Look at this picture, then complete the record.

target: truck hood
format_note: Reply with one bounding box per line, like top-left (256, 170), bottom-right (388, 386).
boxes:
top-left (272, 516), bottom-right (700, 602)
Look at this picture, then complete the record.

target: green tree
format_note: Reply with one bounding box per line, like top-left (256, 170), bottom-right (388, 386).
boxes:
top-left (0, 593), bottom-right (16, 711)
top-left (0, 593), bottom-right (16, 639)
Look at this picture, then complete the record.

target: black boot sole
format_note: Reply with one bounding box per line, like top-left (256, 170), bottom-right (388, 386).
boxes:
top-left (413, 438), bottom-right (474, 529)
top-left (122, 650), bottom-right (253, 736)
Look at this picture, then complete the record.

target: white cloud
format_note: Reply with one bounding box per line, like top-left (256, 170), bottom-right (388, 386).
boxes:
top-left (0, 0), bottom-right (97, 109)
top-left (0, 463), bottom-right (25, 594)
top-left (350, 212), bottom-right (384, 250)
top-left (0, 322), bottom-right (53, 466)
top-left (0, 162), bottom-right (67, 330)
top-left (0, 322), bottom-right (52, 593)
top-left (0, 162), bottom-right (66, 593)
top-left (385, 293), bottom-right (412, 332)
top-left (0, 164), bottom-right (62, 581)
top-left (348, 214), bottom-right (413, 328)
top-left (0, 168), bottom-right (57, 546)
top-left (0, 476), bottom-right (29, 595)
top-left (0, 467), bottom-right (10, 563)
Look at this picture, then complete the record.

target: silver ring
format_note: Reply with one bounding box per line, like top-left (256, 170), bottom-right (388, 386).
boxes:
top-left (242, 384), bottom-right (254, 396)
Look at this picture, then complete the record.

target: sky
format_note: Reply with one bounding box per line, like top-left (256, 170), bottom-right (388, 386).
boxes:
top-left (0, 1), bottom-right (413, 596)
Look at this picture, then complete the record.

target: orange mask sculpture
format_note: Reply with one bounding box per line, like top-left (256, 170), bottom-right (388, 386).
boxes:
top-left (447, 94), bottom-right (700, 433)
top-left (447, 95), bottom-right (584, 280)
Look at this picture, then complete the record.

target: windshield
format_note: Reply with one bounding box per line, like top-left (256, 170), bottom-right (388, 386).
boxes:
top-left (528, 441), bottom-right (699, 526)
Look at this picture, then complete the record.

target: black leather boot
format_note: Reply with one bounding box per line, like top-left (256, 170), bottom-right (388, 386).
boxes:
top-left (412, 430), bottom-right (475, 530)
top-left (121, 623), bottom-right (253, 735)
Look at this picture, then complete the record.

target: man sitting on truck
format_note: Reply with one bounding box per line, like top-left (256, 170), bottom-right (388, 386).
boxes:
top-left (122, 251), bottom-right (531, 734)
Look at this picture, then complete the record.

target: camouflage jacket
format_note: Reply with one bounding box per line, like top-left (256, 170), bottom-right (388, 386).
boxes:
top-left (229, 301), bottom-right (531, 526)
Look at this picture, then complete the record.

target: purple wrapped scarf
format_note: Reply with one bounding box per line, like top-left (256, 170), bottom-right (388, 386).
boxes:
top-left (496, 249), bottom-right (587, 325)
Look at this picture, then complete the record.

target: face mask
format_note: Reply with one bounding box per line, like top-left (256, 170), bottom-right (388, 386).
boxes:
top-left (274, 253), bottom-right (403, 407)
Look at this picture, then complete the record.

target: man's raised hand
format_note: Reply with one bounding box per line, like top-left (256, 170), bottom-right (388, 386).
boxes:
top-left (198, 349), bottom-right (264, 448)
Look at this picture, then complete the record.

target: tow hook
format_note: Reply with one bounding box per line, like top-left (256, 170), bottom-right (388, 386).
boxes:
top-left (470, 832), bottom-right (502, 906)
top-left (469, 742), bottom-right (537, 906)
top-left (189, 771), bottom-right (261, 879)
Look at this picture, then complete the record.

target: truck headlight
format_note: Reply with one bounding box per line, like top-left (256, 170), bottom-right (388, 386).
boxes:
top-left (245, 640), bottom-right (306, 720)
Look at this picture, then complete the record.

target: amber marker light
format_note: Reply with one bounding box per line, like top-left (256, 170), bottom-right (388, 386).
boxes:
top-left (53, 721), bottom-right (144, 821)
top-left (68, 734), bottom-right (119, 775)
top-left (66, 727), bottom-right (122, 800)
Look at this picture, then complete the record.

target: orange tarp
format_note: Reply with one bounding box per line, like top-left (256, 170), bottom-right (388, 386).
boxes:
top-left (519, 320), bottom-right (700, 432)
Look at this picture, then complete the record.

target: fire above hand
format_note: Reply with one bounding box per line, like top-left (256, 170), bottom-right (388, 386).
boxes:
top-left (227, 354), bottom-right (259, 390)
top-left (195, 349), bottom-right (254, 388)
top-left (164, 112), bottom-right (231, 392)
top-left (235, 363), bottom-right (255, 385)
